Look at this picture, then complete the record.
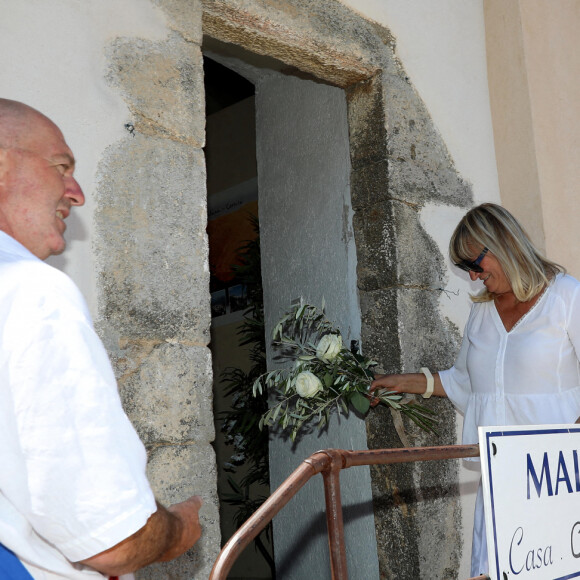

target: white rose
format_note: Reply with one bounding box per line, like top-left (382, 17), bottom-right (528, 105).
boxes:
top-left (295, 371), bottom-right (322, 398)
top-left (316, 334), bottom-right (342, 361)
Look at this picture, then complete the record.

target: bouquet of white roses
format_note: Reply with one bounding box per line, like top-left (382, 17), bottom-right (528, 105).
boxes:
top-left (253, 302), bottom-right (437, 441)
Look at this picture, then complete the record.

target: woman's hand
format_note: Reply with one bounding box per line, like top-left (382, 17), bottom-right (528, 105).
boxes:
top-left (368, 374), bottom-right (407, 407)
top-left (370, 372), bottom-right (447, 401)
top-left (371, 374), bottom-right (406, 394)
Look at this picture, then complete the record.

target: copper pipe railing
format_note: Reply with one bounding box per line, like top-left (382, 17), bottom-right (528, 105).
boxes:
top-left (209, 443), bottom-right (487, 580)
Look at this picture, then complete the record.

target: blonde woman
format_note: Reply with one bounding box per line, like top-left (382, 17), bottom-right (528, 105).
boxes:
top-left (372, 203), bottom-right (580, 576)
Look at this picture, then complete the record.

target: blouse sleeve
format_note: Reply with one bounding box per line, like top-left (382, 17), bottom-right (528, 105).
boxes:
top-left (438, 307), bottom-right (475, 414)
top-left (565, 278), bottom-right (580, 361)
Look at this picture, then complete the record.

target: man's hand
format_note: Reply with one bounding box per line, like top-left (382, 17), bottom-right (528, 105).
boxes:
top-left (80, 495), bottom-right (203, 576)
top-left (159, 496), bottom-right (203, 562)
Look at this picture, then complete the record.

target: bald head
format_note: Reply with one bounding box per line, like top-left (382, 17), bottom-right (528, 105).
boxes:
top-left (0, 99), bottom-right (85, 259)
top-left (0, 99), bottom-right (60, 151)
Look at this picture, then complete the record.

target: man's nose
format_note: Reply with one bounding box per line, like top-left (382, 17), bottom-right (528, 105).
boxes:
top-left (65, 176), bottom-right (85, 206)
top-left (469, 270), bottom-right (478, 281)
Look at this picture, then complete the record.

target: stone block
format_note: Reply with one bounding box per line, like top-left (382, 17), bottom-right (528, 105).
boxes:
top-left (117, 342), bottom-right (214, 445)
top-left (346, 76), bottom-right (388, 170)
top-left (106, 33), bottom-right (204, 146)
top-left (147, 443), bottom-right (219, 510)
top-left (152, 0), bottom-right (203, 45)
top-left (390, 200), bottom-right (447, 287)
top-left (352, 202), bottom-right (398, 292)
top-left (396, 286), bottom-right (462, 372)
top-left (350, 158), bottom-right (390, 212)
top-left (95, 140), bottom-right (210, 343)
top-left (359, 288), bottom-right (400, 368)
top-left (137, 443), bottom-right (221, 580)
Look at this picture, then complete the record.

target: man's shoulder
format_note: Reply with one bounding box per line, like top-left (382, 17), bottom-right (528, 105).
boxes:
top-left (0, 253), bottom-right (88, 321)
top-left (0, 254), bottom-right (76, 292)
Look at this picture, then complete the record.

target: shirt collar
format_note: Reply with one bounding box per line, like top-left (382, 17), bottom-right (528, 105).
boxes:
top-left (0, 230), bottom-right (41, 261)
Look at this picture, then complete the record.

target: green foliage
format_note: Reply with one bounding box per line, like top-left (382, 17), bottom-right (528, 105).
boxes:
top-left (254, 303), bottom-right (437, 441)
top-left (221, 476), bottom-right (275, 571)
top-left (218, 214), bottom-right (273, 574)
top-left (220, 215), bottom-right (269, 488)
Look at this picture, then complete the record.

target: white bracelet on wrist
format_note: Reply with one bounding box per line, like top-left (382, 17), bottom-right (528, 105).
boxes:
top-left (420, 367), bottom-right (434, 399)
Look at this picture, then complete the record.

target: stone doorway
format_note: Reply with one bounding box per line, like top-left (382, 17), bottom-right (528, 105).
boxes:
top-left (202, 1), bottom-right (470, 577)
top-left (203, 35), bottom-right (377, 578)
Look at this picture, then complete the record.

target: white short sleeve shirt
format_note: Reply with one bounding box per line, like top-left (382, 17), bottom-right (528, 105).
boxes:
top-left (0, 232), bottom-right (156, 579)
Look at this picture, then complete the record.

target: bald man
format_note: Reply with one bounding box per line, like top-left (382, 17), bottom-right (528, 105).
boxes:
top-left (0, 99), bottom-right (202, 579)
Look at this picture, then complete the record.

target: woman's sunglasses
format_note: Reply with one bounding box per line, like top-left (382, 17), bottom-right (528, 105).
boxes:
top-left (454, 247), bottom-right (488, 273)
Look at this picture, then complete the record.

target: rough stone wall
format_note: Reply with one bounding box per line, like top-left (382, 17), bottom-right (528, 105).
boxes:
top-left (347, 22), bottom-right (473, 578)
top-left (91, 0), bottom-right (475, 576)
top-left (93, 1), bottom-right (221, 577)
top-left (204, 1), bottom-right (473, 578)
top-left (348, 67), bottom-right (473, 580)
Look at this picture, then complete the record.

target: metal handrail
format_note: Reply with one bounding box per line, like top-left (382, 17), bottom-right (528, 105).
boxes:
top-left (209, 443), bottom-right (488, 580)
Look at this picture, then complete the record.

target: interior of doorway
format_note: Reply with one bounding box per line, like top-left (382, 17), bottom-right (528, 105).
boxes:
top-left (204, 37), bottom-right (362, 577)
top-left (204, 55), bottom-right (274, 580)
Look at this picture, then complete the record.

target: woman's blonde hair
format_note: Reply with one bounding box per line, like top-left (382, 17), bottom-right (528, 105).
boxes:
top-left (449, 203), bottom-right (564, 302)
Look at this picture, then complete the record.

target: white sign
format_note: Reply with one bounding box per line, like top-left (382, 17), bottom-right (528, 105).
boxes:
top-left (479, 425), bottom-right (580, 580)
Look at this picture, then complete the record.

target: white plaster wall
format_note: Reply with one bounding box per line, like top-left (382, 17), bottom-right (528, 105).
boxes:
top-left (1, 0), bottom-right (504, 575)
top-left (335, 0), bottom-right (500, 358)
top-left (337, 0), bottom-right (500, 318)
top-left (0, 5), bottom-right (221, 578)
top-left (339, 0), bottom-right (499, 203)
top-left (338, 1), bottom-right (502, 576)
top-left (0, 0), bottom-right (169, 317)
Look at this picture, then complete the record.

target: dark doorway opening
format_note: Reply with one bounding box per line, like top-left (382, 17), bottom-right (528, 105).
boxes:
top-left (204, 55), bottom-right (274, 580)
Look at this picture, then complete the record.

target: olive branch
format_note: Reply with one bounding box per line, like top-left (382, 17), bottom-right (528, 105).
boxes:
top-left (253, 302), bottom-right (437, 441)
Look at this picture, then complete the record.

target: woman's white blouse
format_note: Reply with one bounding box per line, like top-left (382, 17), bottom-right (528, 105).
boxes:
top-left (440, 273), bottom-right (580, 445)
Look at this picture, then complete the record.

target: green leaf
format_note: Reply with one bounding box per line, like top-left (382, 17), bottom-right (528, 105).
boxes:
top-left (380, 393), bottom-right (402, 402)
top-left (254, 300), bottom-right (439, 443)
top-left (350, 391), bottom-right (371, 414)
